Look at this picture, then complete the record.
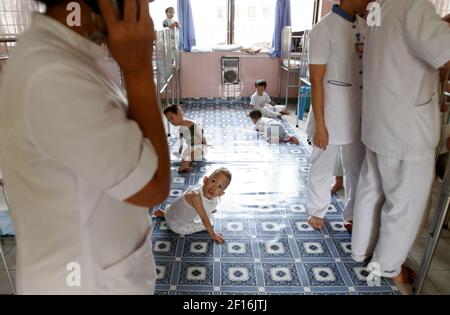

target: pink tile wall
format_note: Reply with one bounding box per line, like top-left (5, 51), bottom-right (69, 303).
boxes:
top-left (180, 51), bottom-right (299, 99)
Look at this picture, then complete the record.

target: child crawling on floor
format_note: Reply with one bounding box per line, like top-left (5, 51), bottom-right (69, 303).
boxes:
top-left (249, 109), bottom-right (300, 144)
top-left (164, 104), bottom-right (207, 173)
top-left (154, 168), bottom-right (232, 244)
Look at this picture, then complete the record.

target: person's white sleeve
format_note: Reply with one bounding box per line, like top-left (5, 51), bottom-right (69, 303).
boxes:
top-left (262, 105), bottom-right (281, 119)
top-left (264, 93), bottom-right (272, 104)
top-left (25, 65), bottom-right (159, 201)
top-left (308, 22), bottom-right (331, 65)
top-left (405, 0), bottom-right (450, 69)
top-left (250, 94), bottom-right (257, 106)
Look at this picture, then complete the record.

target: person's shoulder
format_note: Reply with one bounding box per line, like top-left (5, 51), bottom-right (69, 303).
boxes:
top-left (250, 92), bottom-right (258, 98)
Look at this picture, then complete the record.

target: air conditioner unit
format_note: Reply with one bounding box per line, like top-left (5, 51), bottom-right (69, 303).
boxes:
top-left (221, 57), bottom-right (239, 85)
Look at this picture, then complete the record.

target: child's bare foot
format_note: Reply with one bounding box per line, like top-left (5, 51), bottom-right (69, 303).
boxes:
top-left (178, 166), bottom-right (193, 173)
top-left (154, 209), bottom-right (165, 218)
top-left (308, 216), bottom-right (325, 230)
top-left (281, 110), bottom-right (290, 115)
top-left (344, 220), bottom-right (353, 233)
top-left (392, 265), bottom-right (416, 284)
top-left (331, 176), bottom-right (344, 193)
top-left (178, 160), bottom-right (193, 173)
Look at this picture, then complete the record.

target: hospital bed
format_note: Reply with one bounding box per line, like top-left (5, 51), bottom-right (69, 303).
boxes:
top-left (154, 28), bottom-right (181, 136)
top-left (0, 37), bottom-right (17, 295)
top-left (278, 27), bottom-right (310, 108)
top-left (414, 68), bottom-right (450, 294)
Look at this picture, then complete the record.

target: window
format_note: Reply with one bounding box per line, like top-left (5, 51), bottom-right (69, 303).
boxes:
top-left (149, 0), bottom-right (178, 31)
top-left (234, 0), bottom-right (276, 48)
top-left (189, 0), bottom-right (317, 49)
top-left (191, 0), bottom-right (228, 48)
top-left (429, 0), bottom-right (450, 16)
top-left (291, 0), bottom-right (316, 31)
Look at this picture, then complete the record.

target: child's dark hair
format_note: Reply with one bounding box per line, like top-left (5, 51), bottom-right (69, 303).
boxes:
top-left (255, 80), bottom-right (267, 88)
top-left (163, 104), bottom-right (181, 115)
top-left (165, 7), bottom-right (174, 14)
top-left (249, 109), bottom-right (262, 120)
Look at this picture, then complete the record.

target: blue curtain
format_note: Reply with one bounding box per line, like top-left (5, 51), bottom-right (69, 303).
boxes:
top-left (177, 0), bottom-right (196, 52)
top-left (269, 0), bottom-right (292, 57)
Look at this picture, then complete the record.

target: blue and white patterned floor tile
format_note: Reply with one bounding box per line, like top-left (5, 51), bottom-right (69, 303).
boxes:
top-left (150, 99), bottom-right (398, 295)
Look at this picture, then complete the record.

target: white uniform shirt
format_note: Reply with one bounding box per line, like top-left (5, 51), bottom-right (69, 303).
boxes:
top-left (362, 0), bottom-right (450, 161)
top-left (250, 92), bottom-right (272, 109)
top-left (0, 14), bottom-right (159, 294)
top-left (306, 11), bottom-right (366, 145)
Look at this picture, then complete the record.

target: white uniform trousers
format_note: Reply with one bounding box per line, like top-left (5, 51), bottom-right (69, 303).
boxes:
top-left (351, 148), bottom-right (434, 277)
top-left (307, 140), bottom-right (365, 221)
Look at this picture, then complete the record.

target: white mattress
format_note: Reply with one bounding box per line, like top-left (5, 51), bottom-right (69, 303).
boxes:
top-left (211, 44), bottom-right (244, 52)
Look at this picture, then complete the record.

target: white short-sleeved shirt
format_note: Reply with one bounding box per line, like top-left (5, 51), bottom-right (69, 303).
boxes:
top-left (306, 11), bottom-right (366, 145)
top-left (0, 14), bottom-right (159, 294)
top-left (250, 92), bottom-right (272, 109)
top-left (362, 0), bottom-right (450, 161)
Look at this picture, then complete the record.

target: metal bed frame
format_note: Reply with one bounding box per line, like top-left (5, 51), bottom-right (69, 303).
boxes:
top-left (0, 37), bottom-right (17, 295)
top-left (278, 27), bottom-right (305, 108)
top-left (414, 68), bottom-right (450, 294)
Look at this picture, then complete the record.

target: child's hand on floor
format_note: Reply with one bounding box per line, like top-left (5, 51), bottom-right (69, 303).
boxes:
top-left (211, 232), bottom-right (225, 244)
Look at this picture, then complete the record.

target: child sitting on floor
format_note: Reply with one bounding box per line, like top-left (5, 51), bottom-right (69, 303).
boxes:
top-left (164, 104), bottom-right (207, 173)
top-left (249, 109), bottom-right (299, 144)
top-left (154, 168), bottom-right (232, 244)
top-left (249, 80), bottom-right (289, 118)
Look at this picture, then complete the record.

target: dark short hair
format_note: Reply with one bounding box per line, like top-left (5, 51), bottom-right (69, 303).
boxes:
top-left (165, 7), bottom-right (175, 14)
top-left (249, 109), bottom-right (262, 120)
top-left (255, 80), bottom-right (267, 88)
top-left (37, 0), bottom-right (66, 8)
top-left (163, 104), bottom-right (181, 115)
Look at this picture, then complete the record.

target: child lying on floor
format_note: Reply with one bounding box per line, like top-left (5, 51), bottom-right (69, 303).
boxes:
top-left (164, 104), bottom-right (207, 173)
top-left (154, 168), bottom-right (232, 244)
top-left (249, 109), bottom-right (300, 144)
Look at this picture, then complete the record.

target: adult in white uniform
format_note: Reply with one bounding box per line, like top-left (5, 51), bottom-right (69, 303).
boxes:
top-left (306, 0), bottom-right (370, 230)
top-left (0, 0), bottom-right (170, 294)
top-left (351, 0), bottom-right (450, 283)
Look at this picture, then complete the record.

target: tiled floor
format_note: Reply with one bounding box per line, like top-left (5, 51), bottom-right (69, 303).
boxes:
top-left (152, 98), bottom-right (398, 295)
top-left (0, 98), bottom-right (449, 295)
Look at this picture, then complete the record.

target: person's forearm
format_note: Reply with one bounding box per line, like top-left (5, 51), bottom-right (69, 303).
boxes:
top-left (124, 69), bottom-right (170, 179)
top-left (311, 82), bottom-right (326, 127)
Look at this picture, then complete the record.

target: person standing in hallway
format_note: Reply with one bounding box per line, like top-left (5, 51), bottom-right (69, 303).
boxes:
top-left (0, 0), bottom-right (170, 294)
top-left (306, 0), bottom-right (370, 232)
top-left (351, 0), bottom-right (450, 284)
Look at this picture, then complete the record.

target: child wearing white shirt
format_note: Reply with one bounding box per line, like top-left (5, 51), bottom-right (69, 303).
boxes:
top-left (249, 80), bottom-right (289, 118)
top-left (154, 168), bottom-right (232, 244)
top-left (249, 109), bottom-right (299, 144)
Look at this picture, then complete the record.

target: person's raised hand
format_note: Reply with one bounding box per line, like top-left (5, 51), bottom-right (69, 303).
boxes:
top-left (98, 0), bottom-right (155, 75)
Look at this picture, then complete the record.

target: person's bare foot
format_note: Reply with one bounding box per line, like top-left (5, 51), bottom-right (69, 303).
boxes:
top-left (287, 136), bottom-right (300, 145)
top-left (308, 216), bottom-right (325, 230)
top-left (154, 209), bottom-right (165, 218)
top-left (344, 220), bottom-right (353, 233)
top-left (331, 176), bottom-right (343, 193)
top-left (178, 167), bottom-right (193, 173)
top-left (392, 265), bottom-right (417, 284)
